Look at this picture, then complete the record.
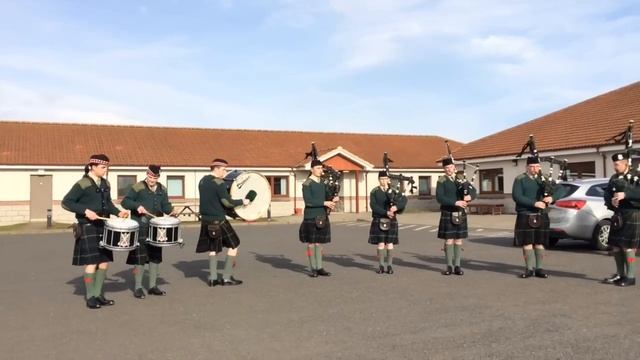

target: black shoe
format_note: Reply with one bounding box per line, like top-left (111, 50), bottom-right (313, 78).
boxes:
top-left (534, 269), bottom-right (549, 278)
top-left (133, 288), bottom-right (146, 299)
top-left (375, 266), bottom-right (385, 274)
top-left (148, 286), bottom-right (166, 296)
top-left (386, 265), bottom-right (394, 275)
top-left (96, 295), bottom-right (115, 306)
top-left (520, 270), bottom-right (534, 278)
top-left (86, 296), bottom-right (101, 309)
top-left (208, 279), bottom-right (216, 287)
top-left (216, 277), bottom-right (243, 286)
top-left (441, 266), bottom-right (453, 276)
top-left (603, 274), bottom-right (622, 284)
top-left (309, 270), bottom-right (318, 278)
top-left (316, 268), bottom-right (331, 277)
top-left (454, 266), bottom-right (464, 276)
top-left (616, 277), bottom-right (636, 287)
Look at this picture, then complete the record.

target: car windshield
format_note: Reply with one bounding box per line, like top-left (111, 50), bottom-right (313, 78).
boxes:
top-left (585, 183), bottom-right (607, 198)
top-left (556, 183), bottom-right (579, 199)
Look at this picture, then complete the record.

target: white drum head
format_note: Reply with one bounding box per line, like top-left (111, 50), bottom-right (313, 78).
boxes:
top-left (105, 218), bottom-right (139, 231)
top-left (150, 216), bottom-right (181, 227)
top-left (229, 171), bottom-right (271, 221)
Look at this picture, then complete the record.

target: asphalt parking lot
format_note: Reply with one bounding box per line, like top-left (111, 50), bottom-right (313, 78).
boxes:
top-left (1, 220), bottom-right (638, 360)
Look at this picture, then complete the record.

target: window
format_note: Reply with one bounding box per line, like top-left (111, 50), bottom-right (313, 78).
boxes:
top-left (117, 175), bottom-right (137, 198)
top-left (565, 161), bottom-right (596, 179)
top-left (418, 176), bottom-right (431, 196)
top-left (585, 183), bottom-right (608, 198)
top-left (167, 176), bottom-right (185, 199)
top-left (479, 168), bottom-right (504, 194)
top-left (267, 176), bottom-right (288, 197)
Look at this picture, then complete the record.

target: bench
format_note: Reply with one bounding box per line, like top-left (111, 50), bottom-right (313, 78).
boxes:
top-left (468, 204), bottom-right (504, 215)
top-left (174, 204), bottom-right (201, 221)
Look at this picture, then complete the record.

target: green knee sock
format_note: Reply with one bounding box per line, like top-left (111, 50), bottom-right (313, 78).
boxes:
top-left (453, 244), bottom-right (462, 267)
top-left (377, 248), bottom-right (386, 267)
top-left (314, 245), bottom-right (323, 269)
top-left (149, 263), bottom-right (159, 288)
top-left (222, 255), bottom-right (236, 280)
top-left (94, 269), bottom-right (107, 297)
top-left (614, 250), bottom-right (626, 276)
top-left (208, 255), bottom-right (217, 281)
top-left (133, 265), bottom-right (144, 290)
top-left (523, 249), bottom-right (535, 270)
top-left (445, 244), bottom-right (454, 267)
top-left (307, 247), bottom-right (317, 270)
top-left (83, 272), bottom-right (96, 300)
top-left (625, 250), bottom-right (636, 279)
top-left (534, 248), bottom-right (545, 270)
top-left (386, 249), bottom-right (393, 266)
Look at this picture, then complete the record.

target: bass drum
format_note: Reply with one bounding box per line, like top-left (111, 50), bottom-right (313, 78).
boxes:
top-left (224, 170), bottom-right (272, 221)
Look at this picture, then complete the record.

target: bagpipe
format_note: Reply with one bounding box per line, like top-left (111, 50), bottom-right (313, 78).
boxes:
top-left (514, 134), bottom-right (568, 199)
top-left (606, 120), bottom-right (640, 191)
top-left (382, 152), bottom-right (416, 214)
top-left (445, 141), bottom-right (479, 199)
top-left (305, 142), bottom-right (342, 214)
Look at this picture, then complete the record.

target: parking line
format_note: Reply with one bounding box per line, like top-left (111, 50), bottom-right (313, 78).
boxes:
top-left (398, 224), bottom-right (417, 229)
top-left (413, 226), bottom-right (431, 231)
top-left (429, 228), bottom-right (438, 232)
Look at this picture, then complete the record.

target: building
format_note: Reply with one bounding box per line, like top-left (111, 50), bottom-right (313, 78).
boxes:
top-left (0, 121), bottom-right (462, 225)
top-left (454, 81), bottom-right (640, 213)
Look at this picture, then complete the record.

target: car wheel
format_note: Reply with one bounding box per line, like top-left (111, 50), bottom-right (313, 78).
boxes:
top-left (591, 220), bottom-right (610, 251)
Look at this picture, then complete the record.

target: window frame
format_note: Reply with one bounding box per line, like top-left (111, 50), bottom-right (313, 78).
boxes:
top-left (166, 175), bottom-right (185, 200)
top-left (116, 175), bottom-right (137, 199)
top-left (479, 168), bottom-right (504, 194)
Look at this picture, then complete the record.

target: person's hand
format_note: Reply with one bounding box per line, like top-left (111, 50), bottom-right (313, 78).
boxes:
top-left (612, 198), bottom-right (620, 207)
top-left (534, 201), bottom-right (547, 209)
top-left (463, 195), bottom-right (472, 202)
top-left (614, 192), bottom-right (626, 201)
top-left (386, 211), bottom-right (395, 218)
top-left (542, 196), bottom-right (553, 204)
top-left (455, 200), bottom-right (468, 208)
top-left (169, 209), bottom-right (178, 217)
top-left (332, 196), bottom-right (339, 202)
top-left (118, 210), bottom-right (129, 218)
top-left (243, 199), bottom-right (250, 206)
top-left (324, 201), bottom-right (336, 210)
top-left (137, 205), bottom-right (147, 214)
top-left (84, 209), bottom-right (98, 220)
top-left (390, 205), bottom-right (398, 213)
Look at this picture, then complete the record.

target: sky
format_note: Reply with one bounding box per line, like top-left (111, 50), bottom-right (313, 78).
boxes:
top-left (1, 0), bottom-right (639, 142)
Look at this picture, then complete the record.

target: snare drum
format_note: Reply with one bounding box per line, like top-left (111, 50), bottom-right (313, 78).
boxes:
top-left (147, 216), bottom-right (183, 247)
top-left (101, 218), bottom-right (140, 251)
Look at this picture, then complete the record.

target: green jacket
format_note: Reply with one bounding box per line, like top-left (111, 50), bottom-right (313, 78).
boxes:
top-left (62, 175), bottom-right (120, 224)
top-left (436, 176), bottom-right (477, 212)
top-left (604, 173), bottom-right (640, 212)
top-left (121, 181), bottom-right (174, 224)
top-left (370, 186), bottom-right (407, 218)
top-left (512, 173), bottom-right (564, 214)
top-left (198, 175), bottom-right (243, 221)
top-left (302, 177), bottom-right (327, 219)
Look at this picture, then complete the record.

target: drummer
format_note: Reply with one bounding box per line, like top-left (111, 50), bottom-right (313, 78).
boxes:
top-left (196, 158), bottom-right (253, 287)
top-left (62, 154), bottom-right (129, 309)
top-left (121, 165), bottom-right (177, 299)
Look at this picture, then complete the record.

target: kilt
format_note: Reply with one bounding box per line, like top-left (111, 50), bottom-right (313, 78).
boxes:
top-left (72, 223), bottom-right (113, 266)
top-left (126, 223), bottom-right (163, 265)
top-left (299, 218), bottom-right (331, 244)
top-left (437, 211), bottom-right (468, 239)
top-left (368, 218), bottom-right (399, 245)
top-left (608, 210), bottom-right (640, 249)
top-left (514, 212), bottom-right (549, 246)
top-left (196, 220), bottom-right (240, 253)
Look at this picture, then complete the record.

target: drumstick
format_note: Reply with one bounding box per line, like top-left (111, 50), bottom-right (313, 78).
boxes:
top-left (96, 216), bottom-right (111, 221)
top-left (145, 213), bottom-right (157, 218)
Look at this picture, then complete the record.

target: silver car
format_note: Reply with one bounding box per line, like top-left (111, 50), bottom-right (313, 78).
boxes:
top-left (548, 178), bottom-right (613, 250)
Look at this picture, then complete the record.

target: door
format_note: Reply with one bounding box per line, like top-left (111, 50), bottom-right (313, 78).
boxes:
top-left (30, 175), bottom-right (52, 221)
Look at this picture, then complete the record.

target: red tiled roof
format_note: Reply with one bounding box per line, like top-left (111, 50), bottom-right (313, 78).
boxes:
top-left (454, 81), bottom-right (640, 160)
top-left (0, 121), bottom-right (462, 168)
